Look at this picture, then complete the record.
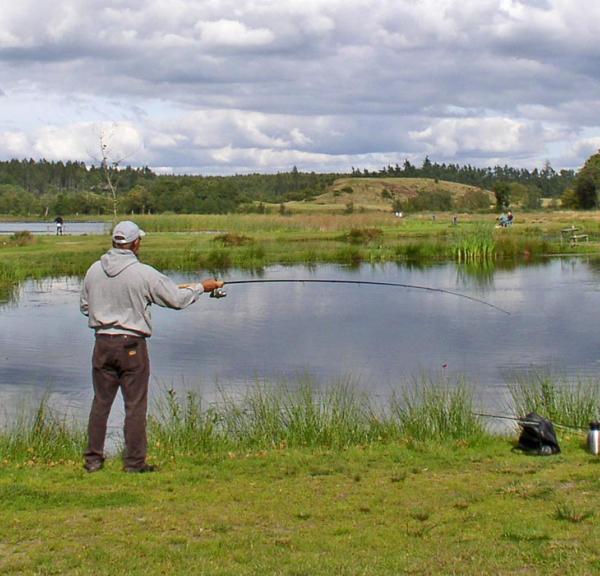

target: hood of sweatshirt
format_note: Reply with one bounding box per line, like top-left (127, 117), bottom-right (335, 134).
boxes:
top-left (100, 249), bottom-right (139, 278)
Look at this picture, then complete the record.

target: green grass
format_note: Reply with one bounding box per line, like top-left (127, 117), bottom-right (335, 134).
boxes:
top-left (1, 438), bottom-right (599, 575)
top-left (452, 224), bottom-right (496, 263)
top-left (389, 376), bottom-right (487, 443)
top-left (147, 376), bottom-right (487, 457)
top-left (1, 212), bottom-right (599, 297)
top-left (2, 378), bottom-right (600, 573)
top-left (0, 396), bottom-right (86, 463)
top-left (1, 377), bottom-right (487, 464)
top-left (508, 372), bottom-right (600, 429)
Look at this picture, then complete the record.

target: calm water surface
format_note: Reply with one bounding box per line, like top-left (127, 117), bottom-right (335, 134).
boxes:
top-left (0, 221), bottom-right (109, 235)
top-left (2, 259), bottom-right (600, 428)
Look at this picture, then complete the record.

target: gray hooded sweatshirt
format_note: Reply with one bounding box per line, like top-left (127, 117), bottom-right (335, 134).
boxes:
top-left (80, 248), bottom-right (203, 337)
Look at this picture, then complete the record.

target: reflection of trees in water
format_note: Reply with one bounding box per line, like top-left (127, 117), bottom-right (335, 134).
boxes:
top-left (455, 258), bottom-right (553, 290)
top-left (456, 261), bottom-right (497, 290)
top-left (579, 256), bottom-right (600, 278)
top-left (0, 283), bottom-right (20, 306)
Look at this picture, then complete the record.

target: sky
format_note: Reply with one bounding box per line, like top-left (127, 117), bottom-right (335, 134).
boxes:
top-left (1, 0), bottom-right (599, 175)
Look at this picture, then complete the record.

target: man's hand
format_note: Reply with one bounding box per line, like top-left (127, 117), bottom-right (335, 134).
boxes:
top-left (201, 278), bottom-right (224, 293)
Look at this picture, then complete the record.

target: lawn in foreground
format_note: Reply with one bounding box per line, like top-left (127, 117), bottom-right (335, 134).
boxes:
top-left (1, 438), bottom-right (599, 575)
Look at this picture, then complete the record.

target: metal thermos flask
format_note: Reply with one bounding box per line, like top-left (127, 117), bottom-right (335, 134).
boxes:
top-left (588, 422), bottom-right (600, 455)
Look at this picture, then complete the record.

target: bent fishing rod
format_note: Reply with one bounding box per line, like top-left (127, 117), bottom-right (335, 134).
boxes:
top-left (201, 278), bottom-right (511, 315)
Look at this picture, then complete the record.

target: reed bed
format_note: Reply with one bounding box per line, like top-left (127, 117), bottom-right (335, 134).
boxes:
top-left (153, 374), bottom-right (491, 450)
top-left (5, 373), bottom-right (600, 463)
top-left (1, 376), bottom-right (489, 462)
top-left (388, 375), bottom-right (487, 442)
top-left (451, 225), bottom-right (496, 263)
top-left (508, 372), bottom-right (600, 429)
top-left (0, 396), bottom-right (85, 462)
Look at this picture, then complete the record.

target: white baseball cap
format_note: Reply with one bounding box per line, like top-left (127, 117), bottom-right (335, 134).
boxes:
top-left (112, 221), bottom-right (146, 244)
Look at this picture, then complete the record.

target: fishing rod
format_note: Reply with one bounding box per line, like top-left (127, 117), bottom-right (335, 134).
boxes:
top-left (473, 412), bottom-right (585, 431)
top-left (208, 279), bottom-right (511, 315)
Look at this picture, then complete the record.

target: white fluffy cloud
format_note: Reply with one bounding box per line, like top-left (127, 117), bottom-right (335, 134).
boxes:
top-left (1, 0), bottom-right (600, 173)
top-left (195, 19), bottom-right (275, 48)
top-left (410, 117), bottom-right (545, 157)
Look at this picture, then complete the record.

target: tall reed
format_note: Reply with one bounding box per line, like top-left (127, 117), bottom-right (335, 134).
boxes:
top-left (388, 375), bottom-right (486, 442)
top-left (508, 372), bottom-right (600, 428)
top-left (148, 388), bottom-right (221, 453)
top-left (0, 396), bottom-right (85, 462)
top-left (4, 374), bottom-right (559, 462)
top-left (451, 225), bottom-right (496, 263)
top-left (222, 378), bottom-right (379, 448)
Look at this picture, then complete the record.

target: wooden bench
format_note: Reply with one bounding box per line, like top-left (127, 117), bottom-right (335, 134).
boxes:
top-left (560, 226), bottom-right (587, 245)
top-left (570, 234), bottom-right (588, 245)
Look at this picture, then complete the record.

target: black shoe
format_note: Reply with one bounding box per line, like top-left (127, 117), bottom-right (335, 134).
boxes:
top-left (123, 464), bottom-right (158, 473)
top-left (84, 461), bottom-right (104, 473)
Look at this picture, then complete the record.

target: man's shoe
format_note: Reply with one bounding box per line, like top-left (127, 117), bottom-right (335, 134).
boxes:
top-left (84, 461), bottom-right (104, 473)
top-left (123, 464), bottom-right (158, 473)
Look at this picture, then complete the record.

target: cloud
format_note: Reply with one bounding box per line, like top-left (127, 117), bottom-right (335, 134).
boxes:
top-left (195, 19), bottom-right (275, 48)
top-left (0, 0), bottom-right (600, 172)
top-left (0, 131), bottom-right (30, 157)
top-left (409, 117), bottom-right (545, 157)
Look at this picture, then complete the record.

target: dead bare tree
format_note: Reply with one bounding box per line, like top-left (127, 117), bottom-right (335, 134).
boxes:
top-left (97, 126), bottom-right (139, 217)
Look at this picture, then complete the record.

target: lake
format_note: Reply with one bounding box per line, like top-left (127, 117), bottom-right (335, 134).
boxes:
top-left (2, 259), bottom-right (600, 431)
top-left (0, 221), bottom-right (109, 235)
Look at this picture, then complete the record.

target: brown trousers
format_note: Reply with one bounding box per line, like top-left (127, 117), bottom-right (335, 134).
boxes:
top-left (85, 334), bottom-right (150, 469)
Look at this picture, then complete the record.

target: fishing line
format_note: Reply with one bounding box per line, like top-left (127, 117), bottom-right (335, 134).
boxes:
top-left (221, 279), bottom-right (511, 315)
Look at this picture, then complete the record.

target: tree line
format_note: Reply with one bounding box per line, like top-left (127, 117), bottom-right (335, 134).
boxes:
top-left (351, 157), bottom-right (576, 199)
top-left (0, 160), bottom-right (335, 215)
top-left (2, 153), bottom-right (600, 215)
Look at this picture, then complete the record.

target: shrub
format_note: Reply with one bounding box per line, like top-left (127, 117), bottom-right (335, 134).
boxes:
top-left (344, 228), bottom-right (383, 244)
top-left (397, 189), bottom-right (454, 212)
top-left (212, 233), bottom-right (253, 247)
top-left (9, 230), bottom-right (36, 246)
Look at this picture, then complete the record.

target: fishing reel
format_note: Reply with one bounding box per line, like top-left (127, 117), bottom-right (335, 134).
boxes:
top-left (210, 287), bottom-right (227, 299)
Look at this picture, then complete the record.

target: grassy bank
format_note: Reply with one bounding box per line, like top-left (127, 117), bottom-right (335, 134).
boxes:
top-left (2, 377), bottom-right (599, 573)
top-left (2, 211), bottom-right (600, 297)
top-left (1, 439), bottom-right (598, 574)
top-left (3, 373), bottom-right (597, 463)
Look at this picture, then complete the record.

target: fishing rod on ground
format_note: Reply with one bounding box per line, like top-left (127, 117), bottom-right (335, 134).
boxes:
top-left (197, 278), bottom-right (511, 315)
top-left (473, 412), bottom-right (586, 431)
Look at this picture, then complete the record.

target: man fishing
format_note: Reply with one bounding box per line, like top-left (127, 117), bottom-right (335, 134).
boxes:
top-left (80, 220), bottom-right (223, 473)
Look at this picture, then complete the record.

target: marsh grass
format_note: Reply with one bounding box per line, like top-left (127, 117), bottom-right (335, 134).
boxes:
top-left (0, 396), bottom-right (84, 462)
top-left (212, 233), bottom-right (254, 246)
top-left (452, 225), bottom-right (495, 263)
top-left (508, 372), bottom-right (600, 428)
top-left (149, 388), bottom-right (220, 453)
top-left (0, 375), bottom-right (507, 462)
top-left (495, 235), bottom-right (553, 259)
top-left (143, 375), bottom-right (490, 458)
top-left (4, 372), bottom-right (600, 464)
top-left (149, 378), bottom-right (381, 453)
top-left (0, 213), bottom-right (595, 298)
top-left (388, 375), bottom-right (487, 443)
top-left (343, 227), bottom-right (383, 244)
top-left (396, 240), bottom-right (447, 261)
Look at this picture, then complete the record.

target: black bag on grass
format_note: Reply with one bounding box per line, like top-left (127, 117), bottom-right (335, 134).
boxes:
top-left (516, 412), bottom-right (560, 455)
